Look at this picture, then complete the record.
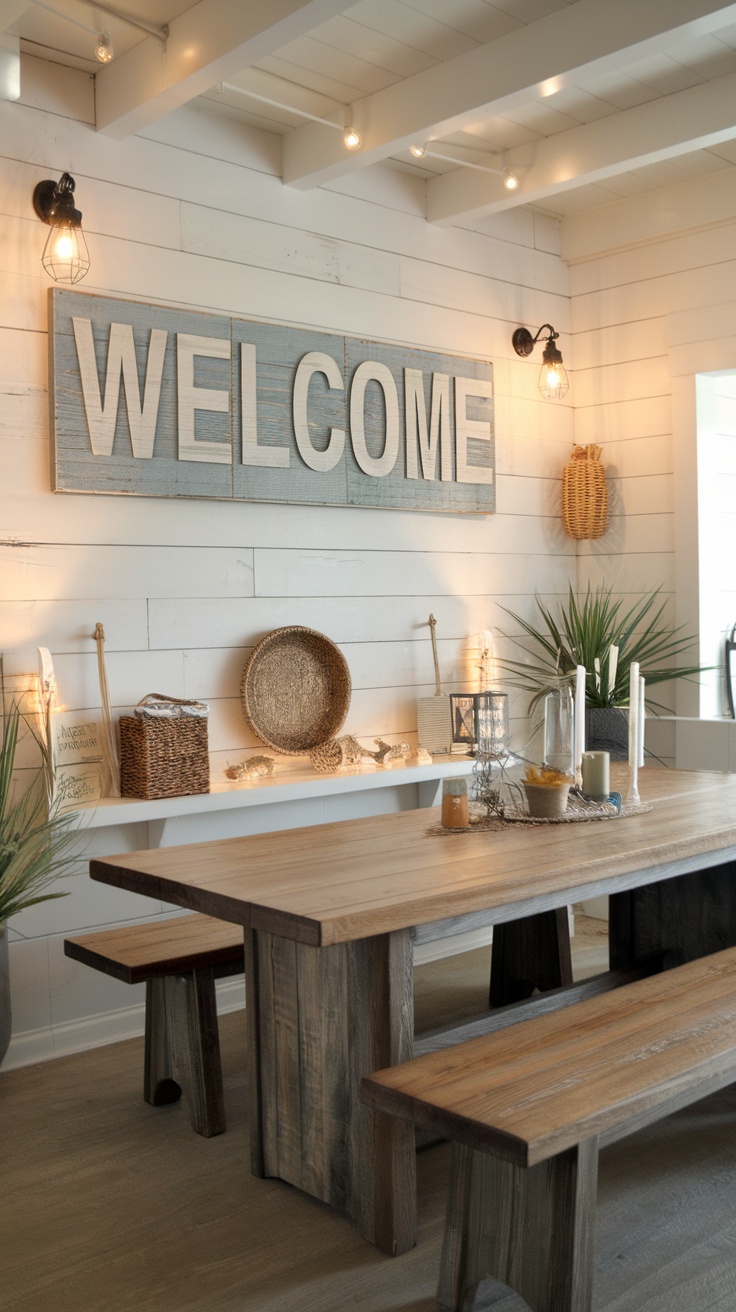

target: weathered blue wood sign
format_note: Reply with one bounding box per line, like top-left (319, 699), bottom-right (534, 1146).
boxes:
top-left (49, 289), bottom-right (494, 514)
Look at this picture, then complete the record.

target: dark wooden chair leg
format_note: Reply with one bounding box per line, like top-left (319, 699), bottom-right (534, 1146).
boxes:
top-left (490, 908), bottom-right (573, 1007)
top-left (439, 1138), bottom-right (598, 1312)
top-left (144, 977), bottom-right (182, 1106)
top-left (165, 967), bottom-right (226, 1138)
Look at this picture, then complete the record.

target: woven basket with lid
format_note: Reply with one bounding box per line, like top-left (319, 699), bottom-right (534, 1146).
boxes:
top-left (562, 444), bottom-right (608, 540)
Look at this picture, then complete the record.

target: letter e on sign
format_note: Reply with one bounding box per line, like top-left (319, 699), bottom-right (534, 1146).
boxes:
top-left (455, 377), bottom-right (493, 485)
top-left (177, 333), bottom-right (231, 464)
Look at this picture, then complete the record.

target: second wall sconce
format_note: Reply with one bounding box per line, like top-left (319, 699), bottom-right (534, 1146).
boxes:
top-left (512, 322), bottom-right (569, 400)
top-left (32, 172), bottom-right (90, 284)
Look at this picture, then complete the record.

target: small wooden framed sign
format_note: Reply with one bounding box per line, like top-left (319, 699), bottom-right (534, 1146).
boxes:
top-left (48, 289), bottom-right (494, 515)
top-left (52, 711), bottom-right (104, 809)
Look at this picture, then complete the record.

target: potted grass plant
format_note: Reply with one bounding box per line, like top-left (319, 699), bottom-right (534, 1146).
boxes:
top-left (0, 695), bottom-right (81, 1065)
top-left (496, 585), bottom-right (707, 759)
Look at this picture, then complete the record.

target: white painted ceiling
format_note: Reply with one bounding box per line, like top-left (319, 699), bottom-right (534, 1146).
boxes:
top-left (6, 0), bottom-right (736, 226)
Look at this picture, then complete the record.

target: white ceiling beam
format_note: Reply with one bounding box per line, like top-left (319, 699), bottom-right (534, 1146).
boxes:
top-left (282, 0), bottom-right (736, 189)
top-left (560, 169), bottom-right (736, 262)
top-left (95, 0), bottom-right (357, 138)
top-left (0, 30), bottom-right (19, 100)
top-left (0, 1), bottom-right (29, 24)
top-left (426, 71), bottom-right (736, 224)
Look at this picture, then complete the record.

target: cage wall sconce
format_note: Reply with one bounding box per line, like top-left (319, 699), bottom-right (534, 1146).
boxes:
top-left (32, 172), bottom-right (90, 284)
top-left (512, 322), bottom-right (569, 400)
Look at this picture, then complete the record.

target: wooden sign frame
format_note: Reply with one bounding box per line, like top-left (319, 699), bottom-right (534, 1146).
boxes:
top-left (48, 289), bottom-right (495, 515)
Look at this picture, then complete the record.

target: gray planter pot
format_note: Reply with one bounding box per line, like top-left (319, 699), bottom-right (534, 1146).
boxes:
top-left (585, 706), bottom-right (629, 760)
top-left (0, 924), bottom-right (10, 1066)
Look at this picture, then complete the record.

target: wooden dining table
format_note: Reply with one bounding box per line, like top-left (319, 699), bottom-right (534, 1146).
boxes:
top-left (90, 766), bottom-right (736, 1256)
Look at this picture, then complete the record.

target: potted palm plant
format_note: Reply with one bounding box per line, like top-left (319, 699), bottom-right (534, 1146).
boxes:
top-left (1, 695), bottom-right (81, 1065)
top-left (496, 585), bottom-right (707, 759)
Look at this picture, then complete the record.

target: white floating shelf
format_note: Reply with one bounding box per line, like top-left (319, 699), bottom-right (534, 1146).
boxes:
top-left (71, 756), bottom-right (475, 829)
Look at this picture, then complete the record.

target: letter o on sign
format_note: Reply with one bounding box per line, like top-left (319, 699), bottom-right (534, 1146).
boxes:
top-left (350, 361), bottom-right (399, 478)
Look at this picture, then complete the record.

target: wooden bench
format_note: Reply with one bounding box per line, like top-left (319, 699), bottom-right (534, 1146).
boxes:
top-left (64, 914), bottom-right (244, 1138)
top-left (362, 946), bottom-right (736, 1312)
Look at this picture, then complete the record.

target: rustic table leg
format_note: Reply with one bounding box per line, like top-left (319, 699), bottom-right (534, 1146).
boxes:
top-left (609, 863), bottom-right (736, 971)
top-left (439, 1138), bottom-right (598, 1312)
top-left (245, 925), bottom-right (417, 1254)
top-left (489, 908), bottom-right (573, 1006)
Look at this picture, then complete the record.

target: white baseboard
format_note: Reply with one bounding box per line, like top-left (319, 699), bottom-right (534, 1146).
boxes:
top-left (1, 977), bottom-right (246, 1072)
top-left (3, 921), bottom-right (579, 1070)
top-left (413, 926), bottom-right (495, 965)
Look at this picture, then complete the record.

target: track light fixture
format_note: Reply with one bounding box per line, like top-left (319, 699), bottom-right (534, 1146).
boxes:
top-left (218, 84), bottom-right (362, 154)
top-left (408, 144), bottom-right (520, 191)
top-left (30, 0), bottom-right (167, 61)
top-left (32, 172), bottom-right (90, 284)
top-left (95, 31), bottom-right (113, 62)
top-left (512, 323), bottom-right (569, 401)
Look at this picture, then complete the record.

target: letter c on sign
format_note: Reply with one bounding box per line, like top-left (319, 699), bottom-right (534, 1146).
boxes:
top-left (293, 352), bottom-right (345, 472)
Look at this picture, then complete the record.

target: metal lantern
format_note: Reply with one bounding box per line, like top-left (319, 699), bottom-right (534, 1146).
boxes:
top-left (449, 691), bottom-right (509, 755)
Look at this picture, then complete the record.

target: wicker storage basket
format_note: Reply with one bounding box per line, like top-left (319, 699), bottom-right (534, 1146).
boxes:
top-left (562, 444), bottom-right (608, 540)
top-left (119, 696), bottom-right (209, 799)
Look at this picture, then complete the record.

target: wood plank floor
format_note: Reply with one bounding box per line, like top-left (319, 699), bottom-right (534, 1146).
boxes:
top-left (3, 918), bottom-right (736, 1311)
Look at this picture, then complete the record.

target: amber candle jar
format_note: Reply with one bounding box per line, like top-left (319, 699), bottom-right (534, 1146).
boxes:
top-left (441, 778), bottom-right (469, 828)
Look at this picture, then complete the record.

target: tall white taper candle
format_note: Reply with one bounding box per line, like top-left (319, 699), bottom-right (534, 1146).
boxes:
top-left (574, 665), bottom-right (586, 781)
top-left (638, 675), bottom-right (646, 768)
top-left (608, 645), bottom-right (619, 699)
top-left (627, 661), bottom-right (640, 806)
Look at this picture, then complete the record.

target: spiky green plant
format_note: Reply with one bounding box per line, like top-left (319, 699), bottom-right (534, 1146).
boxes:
top-left (0, 699), bottom-right (80, 925)
top-left (496, 585), bottom-right (707, 714)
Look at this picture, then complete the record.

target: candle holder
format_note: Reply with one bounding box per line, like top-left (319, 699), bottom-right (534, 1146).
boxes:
top-left (441, 777), bottom-right (469, 828)
top-left (543, 686), bottom-right (574, 775)
top-left (449, 691), bottom-right (509, 756)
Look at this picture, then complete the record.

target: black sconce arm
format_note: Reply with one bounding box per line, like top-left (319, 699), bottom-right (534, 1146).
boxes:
top-left (512, 323), bottom-right (559, 357)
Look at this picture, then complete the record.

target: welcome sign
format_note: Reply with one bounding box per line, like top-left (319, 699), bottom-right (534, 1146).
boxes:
top-left (49, 289), bottom-right (495, 515)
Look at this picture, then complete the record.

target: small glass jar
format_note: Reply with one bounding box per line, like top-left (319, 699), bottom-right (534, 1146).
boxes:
top-left (441, 777), bottom-right (469, 828)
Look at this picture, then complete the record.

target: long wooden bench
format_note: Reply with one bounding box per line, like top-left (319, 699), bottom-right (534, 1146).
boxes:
top-left (64, 914), bottom-right (245, 1137)
top-left (362, 946), bottom-right (736, 1312)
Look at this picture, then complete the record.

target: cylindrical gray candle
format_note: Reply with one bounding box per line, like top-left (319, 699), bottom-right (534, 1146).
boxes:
top-left (581, 750), bottom-right (610, 801)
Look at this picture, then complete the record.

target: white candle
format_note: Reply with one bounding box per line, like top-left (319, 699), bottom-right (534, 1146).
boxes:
top-left (627, 661), bottom-right (640, 807)
top-left (628, 662), bottom-right (639, 770)
top-left (638, 675), bottom-right (646, 768)
top-left (574, 665), bottom-right (586, 779)
top-left (608, 645), bottom-right (619, 699)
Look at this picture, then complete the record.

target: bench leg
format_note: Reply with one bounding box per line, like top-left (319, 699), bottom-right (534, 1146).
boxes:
top-left (439, 1138), bottom-right (598, 1312)
top-left (490, 908), bottom-right (574, 1007)
top-left (143, 969), bottom-right (227, 1137)
top-left (144, 977), bottom-right (182, 1107)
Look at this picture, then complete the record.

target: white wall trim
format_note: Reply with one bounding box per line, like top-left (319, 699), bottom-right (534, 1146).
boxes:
top-left (1, 976), bottom-right (246, 1073)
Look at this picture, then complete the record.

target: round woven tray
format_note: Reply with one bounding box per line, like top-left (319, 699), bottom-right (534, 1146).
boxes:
top-left (240, 626), bottom-right (351, 755)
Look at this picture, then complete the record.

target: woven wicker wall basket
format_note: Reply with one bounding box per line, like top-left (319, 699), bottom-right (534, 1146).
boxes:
top-left (240, 626), bottom-right (352, 755)
top-left (562, 443), bottom-right (608, 540)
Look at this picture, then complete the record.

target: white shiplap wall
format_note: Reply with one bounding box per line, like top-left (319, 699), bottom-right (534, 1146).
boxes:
top-left (567, 206), bottom-right (736, 764)
top-left (1, 55), bottom-right (576, 1065)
